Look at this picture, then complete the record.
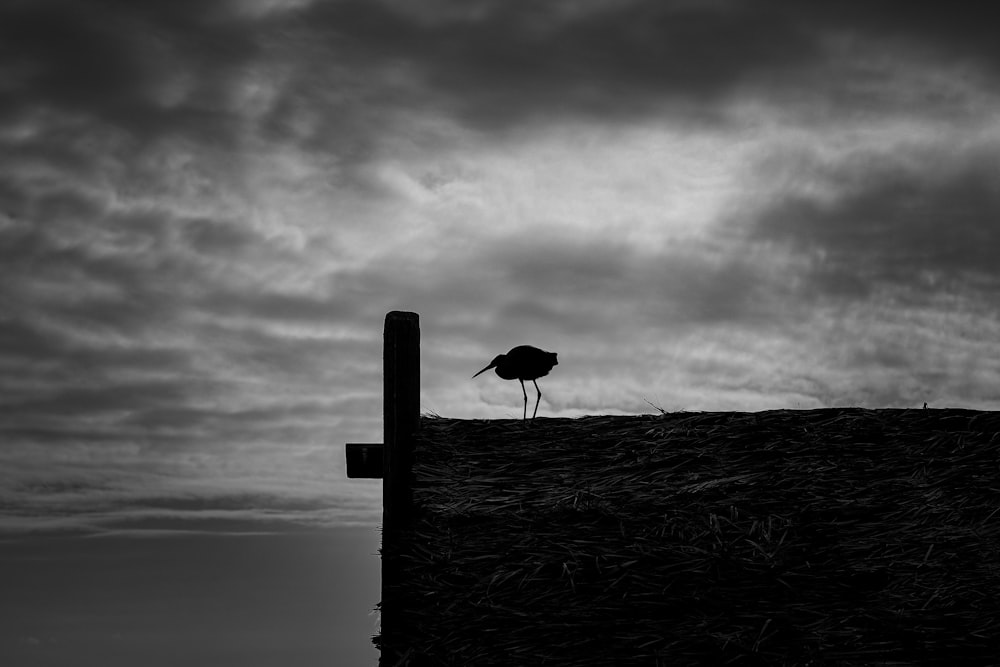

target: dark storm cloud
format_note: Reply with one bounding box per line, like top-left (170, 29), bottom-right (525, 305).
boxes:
top-left (790, 1), bottom-right (1000, 67)
top-left (291, 0), bottom-right (812, 126)
top-left (296, 0), bottom-right (1000, 132)
top-left (752, 153), bottom-right (1000, 296)
top-left (3, 0), bottom-right (998, 157)
top-left (0, 0), bottom-right (261, 144)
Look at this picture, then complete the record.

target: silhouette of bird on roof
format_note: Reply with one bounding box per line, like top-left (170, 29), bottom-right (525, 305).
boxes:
top-left (472, 345), bottom-right (558, 420)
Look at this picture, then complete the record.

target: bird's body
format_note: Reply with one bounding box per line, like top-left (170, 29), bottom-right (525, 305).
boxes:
top-left (472, 345), bottom-right (558, 419)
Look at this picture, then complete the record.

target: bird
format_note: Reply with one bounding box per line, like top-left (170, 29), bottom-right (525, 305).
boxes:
top-left (472, 345), bottom-right (558, 420)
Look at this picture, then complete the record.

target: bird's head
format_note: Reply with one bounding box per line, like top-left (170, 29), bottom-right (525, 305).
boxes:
top-left (472, 354), bottom-right (504, 379)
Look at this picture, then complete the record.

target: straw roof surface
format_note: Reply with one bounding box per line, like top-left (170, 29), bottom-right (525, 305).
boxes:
top-left (377, 408), bottom-right (1000, 665)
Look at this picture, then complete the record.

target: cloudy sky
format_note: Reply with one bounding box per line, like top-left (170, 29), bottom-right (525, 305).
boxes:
top-left (2, 0), bottom-right (1000, 661)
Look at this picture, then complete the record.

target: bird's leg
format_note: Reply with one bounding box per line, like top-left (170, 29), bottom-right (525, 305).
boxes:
top-left (532, 380), bottom-right (541, 420)
top-left (520, 379), bottom-right (528, 421)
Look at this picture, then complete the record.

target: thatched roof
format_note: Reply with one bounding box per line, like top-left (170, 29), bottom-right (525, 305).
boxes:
top-left (377, 408), bottom-right (1000, 665)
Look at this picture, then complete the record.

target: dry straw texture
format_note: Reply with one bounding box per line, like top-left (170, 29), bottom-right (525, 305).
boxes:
top-left (378, 408), bottom-right (1000, 665)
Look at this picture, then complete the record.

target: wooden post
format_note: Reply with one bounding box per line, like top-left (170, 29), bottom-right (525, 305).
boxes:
top-left (380, 311), bottom-right (419, 666)
top-left (383, 310), bottom-right (419, 527)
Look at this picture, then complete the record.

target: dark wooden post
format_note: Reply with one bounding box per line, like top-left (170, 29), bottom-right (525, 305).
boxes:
top-left (383, 310), bottom-right (419, 527)
top-left (380, 311), bottom-right (419, 666)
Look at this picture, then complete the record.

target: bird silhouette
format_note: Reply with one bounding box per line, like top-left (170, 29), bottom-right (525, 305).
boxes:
top-left (472, 345), bottom-right (558, 420)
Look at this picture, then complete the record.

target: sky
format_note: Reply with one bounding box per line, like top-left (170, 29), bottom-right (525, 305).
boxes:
top-left (2, 0), bottom-right (1000, 663)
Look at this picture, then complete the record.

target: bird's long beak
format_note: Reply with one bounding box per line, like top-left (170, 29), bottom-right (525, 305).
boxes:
top-left (472, 362), bottom-right (495, 379)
